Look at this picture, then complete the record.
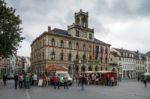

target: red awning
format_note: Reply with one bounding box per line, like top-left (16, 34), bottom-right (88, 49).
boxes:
top-left (47, 64), bottom-right (68, 71)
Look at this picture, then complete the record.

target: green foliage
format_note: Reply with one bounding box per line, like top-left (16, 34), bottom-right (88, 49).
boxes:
top-left (0, 0), bottom-right (24, 58)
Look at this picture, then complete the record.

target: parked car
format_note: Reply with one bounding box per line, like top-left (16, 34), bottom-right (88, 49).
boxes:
top-left (56, 71), bottom-right (73, 86)
top-left (7, 74), bottom-right (14, 80)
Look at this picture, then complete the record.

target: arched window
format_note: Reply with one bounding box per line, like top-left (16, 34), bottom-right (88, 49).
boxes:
top-left (89, 45), bottom-right (91, 51)
top-left (88, 66), bottom-right (92, 71)
top-left (75, 65), bottom-right (79, 73)
top-left (89, 55), bottom-right (92, 60)
top-left (60, 52), bottom-right (64, 60)
top-left (60, 40), bottom-right (64, 48)
top-left (95, 66), bottom-right (98, 71)
top-left (51, 38), bottom-right (55, 46)
top-left (51, 51), bottom-right (55, 60)
top-left (68, 53), bottom-right (72, 61)
top-left (76, 42), bottom-right (79, 49)
top-left (69, 41), bottom-right (72, 49)
top-left (83, 44), bottom-right (86, 51)
top-left (83, 54), bottom-right (86, 60)
top-left (112, 68), bottom-right (116, 72)
top-left (76, 54), bottom-right (79, 60)
top-left (81, 65), bottom-right (86, 72)
top-left (105, 67), bottom-right (108, 70)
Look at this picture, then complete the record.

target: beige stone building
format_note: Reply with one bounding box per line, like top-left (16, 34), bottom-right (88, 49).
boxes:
top-left (31, 10), bottom-right (110, 76)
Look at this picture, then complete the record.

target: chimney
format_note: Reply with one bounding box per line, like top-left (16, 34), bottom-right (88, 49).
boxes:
top-left (48, 26), bottom-right (51, 32)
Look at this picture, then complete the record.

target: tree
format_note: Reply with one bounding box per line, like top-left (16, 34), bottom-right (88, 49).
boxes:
top-left (0, 0), bottom-right (24, 58)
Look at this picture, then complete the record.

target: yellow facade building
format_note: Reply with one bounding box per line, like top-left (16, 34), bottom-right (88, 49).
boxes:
top-left (31, 10), bottom-right (110, 75)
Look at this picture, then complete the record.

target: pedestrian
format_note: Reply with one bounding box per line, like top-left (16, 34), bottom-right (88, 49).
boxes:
top-left (78, 75), bottom-right (82, 86)
top-left (57, 74), bottom-right (61, 89)
top-left (25, 73), bottom-right (30, 89)
top-left (143, 76), bottom-right (147, 87)
top-left (52, 74), bottom-right (57, 89)
top-left (63, 75), bottom-right (68, 89)
top-left (19, 74), bottom-right (23, 88)
top-left (14, 74), bottom-right (18, 89)
top-left (137, 76), bottom-right (140, 82)
top-left (80, 74), bottom-right (86, 91)
top-left (106, 75), bottom-right (109, 86)
top-left (2, 74), bottom-right (7, 86)
top-left (110, 77), bottom-right (115, 86)
top-left (33, 73), bottom-right (38, 86)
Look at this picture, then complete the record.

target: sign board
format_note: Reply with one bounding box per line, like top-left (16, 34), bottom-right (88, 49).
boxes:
top-left (38, 79), bottom-right (43, 86)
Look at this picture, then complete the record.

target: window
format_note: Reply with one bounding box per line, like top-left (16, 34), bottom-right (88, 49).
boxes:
top-left (51, 51), bottom-right (55, 60)
top-left (76, 30), bottom-right (79, 37)
top-left (105, 58), bottom-right (108, 63)
top-left (88, 66), bottom-right (92, 71)
top-left (81, 65), bottom-right (86, 72)
top-left (95, 66), bottom-right (98, 71)
top-left (83, 44), bottom-right (86, 51)
top-left (76, 54), bottom-right (79, 60)
top-left (105, 47), bottom-right (108, 54)
top-left (60, 52), bottom-right (64, 60)
top-left (95, 46), bottom-right (99, 60)
top-left (69, 41), bottom-right (72, 49)
top-left (68, 53), bottom-right (72, 61)
top-left (89, 34), bottom-right (92, 39)
top-left (60, 40), bottom-right (64, 48)
top-left (83, 54), bottom-right (86, 60)
top-left (111, 58), bottom-right (112, 61)
top-left (76, 42), bottom-right (79, 49)
top-left (89, 55), bottom-right (92, 60)
top-left (51, 38), bottom-right (55, 46)
top-left (89, 45), bottom-right (91, 51)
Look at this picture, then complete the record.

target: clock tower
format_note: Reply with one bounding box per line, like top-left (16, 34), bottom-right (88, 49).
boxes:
top-left (68, 9), bottom-right (94, 41)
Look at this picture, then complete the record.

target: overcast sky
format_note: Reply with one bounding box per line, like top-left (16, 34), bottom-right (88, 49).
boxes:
top-left (5, 0), bottom-right (150, 57)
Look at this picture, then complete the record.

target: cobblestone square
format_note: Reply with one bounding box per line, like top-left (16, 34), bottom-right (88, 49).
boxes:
top-left (0, 80), bottom-right (150, 99)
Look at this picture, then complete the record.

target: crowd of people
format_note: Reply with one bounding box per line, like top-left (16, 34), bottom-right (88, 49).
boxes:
top-left (2, 73), bottom-right (40, 89)
top-left (2, 72), bottom-right (118, 91)
top-left (2, 72), bottom-right (72, 90)
top-left (76, 73), bottom-right (117, 86)
top-left (1, 72), bottom-right (149, 91)
top-left (1, 72), bottom-right (88, 90)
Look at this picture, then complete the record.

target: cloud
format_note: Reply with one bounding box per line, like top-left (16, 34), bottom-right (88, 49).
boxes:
top-left (5, 0), bottom-right (150, 56)
top-left (94, 0), bottom-right (150, 19)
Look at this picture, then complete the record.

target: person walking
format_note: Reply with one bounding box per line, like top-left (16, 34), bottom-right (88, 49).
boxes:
top-left (52, 74), bottom-right (57, 89)
top-left (78, 75), bottom-right (82, 86)
top-left (143, 76), bottom-right (147, 87)
top-left (80, 74), bottom-right (86, 91)
top-left (14, 74), bottom-right (19, 89)
top-left (25, 73), bottom-right (30, 89)
top-left (33, 73), bottom-right (38, 86)
top-left (3, 74), bottom-right (7, 86)
top-left (57, 74), bottom-right (61, 89)
top-left (110, 77), bottom-right (115, 86)
top-left (19, 74), bottom-right (23, 88)
top-left (63, 75), bottom-right (68, 89)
